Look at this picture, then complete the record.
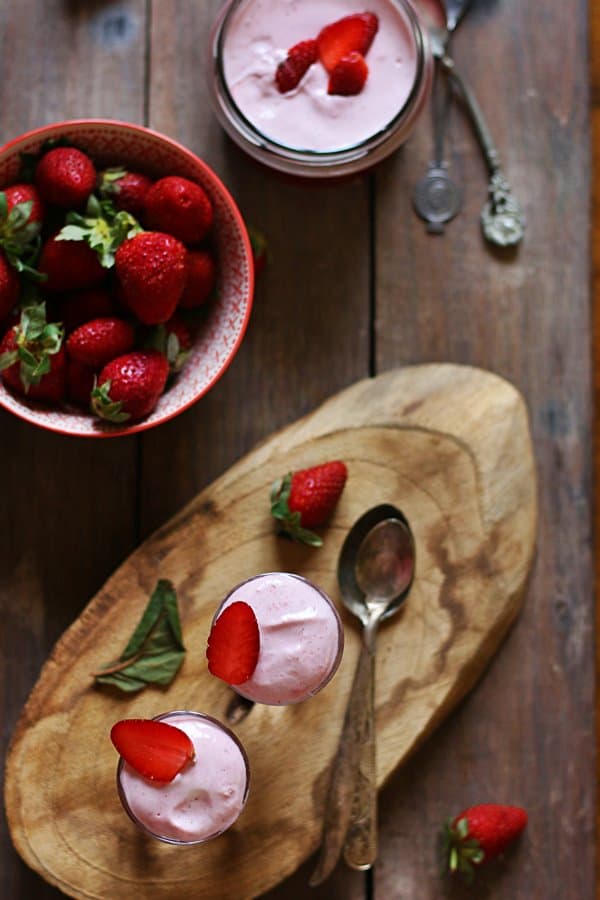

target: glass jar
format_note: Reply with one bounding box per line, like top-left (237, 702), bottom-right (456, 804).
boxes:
top-left (116, 710), bottom-right (250, 845)
top-left (208, 0), bottom-right (433, 179)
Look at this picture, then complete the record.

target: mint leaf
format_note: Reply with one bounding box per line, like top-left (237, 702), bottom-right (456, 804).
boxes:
top-left (92, 580), bottom-right (186, 692)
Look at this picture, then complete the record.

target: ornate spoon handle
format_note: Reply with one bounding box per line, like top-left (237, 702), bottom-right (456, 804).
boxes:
top-left (441, 55), bottom-right (525, 247)
top-left (309, 638), bottom-right (374, 886)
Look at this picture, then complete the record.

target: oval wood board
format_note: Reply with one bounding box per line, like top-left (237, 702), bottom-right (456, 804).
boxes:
top-left (5, 364), bottom-right (537, 900)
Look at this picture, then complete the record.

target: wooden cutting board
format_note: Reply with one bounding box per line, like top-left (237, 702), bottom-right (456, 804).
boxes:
top-left (4, 364), bottom-right (537, 900)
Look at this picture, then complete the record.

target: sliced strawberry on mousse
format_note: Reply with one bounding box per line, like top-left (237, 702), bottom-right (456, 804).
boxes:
top-left (328, 51), bottom-right (369, 96)
top-left (275, 39), bottom-right (318, 93)
top-left (317, 12), bottom-right (379, 72)
top-left (110, 718), bottom-right (195, 783)
top-left (206, 601), bottom-right (260, 685)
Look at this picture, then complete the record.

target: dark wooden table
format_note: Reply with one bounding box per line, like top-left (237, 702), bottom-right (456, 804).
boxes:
top-left (0, 1), bottom-right (593, 898)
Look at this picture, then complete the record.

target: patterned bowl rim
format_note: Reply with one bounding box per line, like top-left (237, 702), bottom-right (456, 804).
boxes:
top-left (0, 118), bottom-right (255, 438)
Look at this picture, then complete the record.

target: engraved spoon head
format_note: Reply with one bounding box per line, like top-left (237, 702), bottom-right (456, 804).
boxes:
top-left (337, 505), bottom-right (415, 627)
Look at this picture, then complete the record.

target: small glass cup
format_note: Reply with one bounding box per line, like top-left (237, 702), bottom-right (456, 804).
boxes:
top-left (212, 572), bottom-right (344, 705)
top-left (208, 0), bottom-right (433, 179)
top-left (116, 710), bottom-right (250, 845)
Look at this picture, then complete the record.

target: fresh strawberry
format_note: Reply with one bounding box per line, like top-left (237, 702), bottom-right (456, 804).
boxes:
top-left (3, 183), bottom-right (45, 225)
top-left (276, 39), bottom-right (318, 93)
top-left (443, 804), bottom-right (528, 881)
top-left (66, 317), bottom-right (135, 369)
top-left (317, 12), bottom-right (379, 72)
top-left (0, 302), bottom-right (65, 402)
top-left (111, 718), bottom-right (195, 783)
top-left (0, 251), bottom-right (20, 321)
top-left (248, 228), bottom-right (268, 278)
top-left (328, 51), bottom-right (369, 96)
top-left (98, 167), bottom-right (153, 218)
top-left (144, 176), bottom-right (213, 245)
top-left (66, 358), bottom-right (96, 407)
top-left (91, 349), bottom-right (169, 423)
top-left (270, 460), bottom-right (348, 546)
top-left (206, 601), bottom-right (260, 685)
top-left (35, 146), bottom-right (96, 209)
top-left (178, 249), bottom-right (217, 309)
top-left (115, 231), bottom-right (187, 324)
top-left (38, 233), bottom-right (105, 292)
top-left (146, 313), bottom-right (193, 373)
top-left (58, 288), bottom-right (116, 333)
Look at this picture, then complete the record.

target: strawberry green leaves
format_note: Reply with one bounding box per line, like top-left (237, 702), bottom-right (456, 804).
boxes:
top-left (93, 579), bottom-right (186, 692)
top-left (0, 192), bottom-right (45, 281)
top-left (0, 302), bottom-right (64, 392)
top-left (58, 194), bottom-right (142, 268)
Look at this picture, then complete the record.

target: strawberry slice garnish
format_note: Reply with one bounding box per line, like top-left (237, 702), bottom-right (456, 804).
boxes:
top-left (317, 12), bottom-right (379, 73)
top-left (328, 51), bottom-right (369, 96)
top-left (275, 39), bottom-right (318, 93)
top-left (206, 601), bottom-right (260, 685)
top-left (111, 718), bottom-right (195, 783)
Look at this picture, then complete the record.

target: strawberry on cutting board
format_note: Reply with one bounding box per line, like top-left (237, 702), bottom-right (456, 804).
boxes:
top-left (206, 601), bottom-right (260, 685)
top-left (443, 804), bottom-right (528, 881)
top-left (91, 349), bottom-right (169, 423)
top-left (270, 460), bottom-right (348, 546)
top-left (317, 12), bottom-right (379, 73)
top-left (115, 231), bottom-right (187, 325)
top-left (111, 718), bottom-right (195, 783)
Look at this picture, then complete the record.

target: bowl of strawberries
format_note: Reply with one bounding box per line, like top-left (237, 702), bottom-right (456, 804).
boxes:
top-left (0, 119), bottom-right (254, 436)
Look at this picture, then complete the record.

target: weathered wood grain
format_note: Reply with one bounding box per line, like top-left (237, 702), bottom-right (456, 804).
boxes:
top-left (0, 2), bottom-right (147, 899)
top-left (5, 366), bottom-right (536, 900)
top-left (374, 1), bottom-right (594, 898)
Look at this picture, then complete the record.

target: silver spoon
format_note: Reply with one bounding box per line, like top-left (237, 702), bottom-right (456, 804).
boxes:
top-left (310, 505), bottom-right (415, 885)
top-left (413, 0), bottom-right (472, 233)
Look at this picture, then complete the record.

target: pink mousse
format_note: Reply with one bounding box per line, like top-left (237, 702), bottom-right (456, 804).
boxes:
top-left (221, 0), bottom-right (420, 153)
top-left (220, 572), bottom-right (343, 705)
top-left (117, 712), bottom-right (248, 843)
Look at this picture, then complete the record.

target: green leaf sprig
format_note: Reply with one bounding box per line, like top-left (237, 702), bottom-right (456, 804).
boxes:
top-left (92, 579), bottom-right (186, 692)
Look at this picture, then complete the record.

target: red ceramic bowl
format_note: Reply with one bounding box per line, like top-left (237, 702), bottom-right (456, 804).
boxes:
top-left (0, 119), bottom-right (254, 437)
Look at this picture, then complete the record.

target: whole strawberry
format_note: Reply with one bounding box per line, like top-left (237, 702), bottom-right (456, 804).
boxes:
top-left (179, 249), bottom-right (217, 308)
top-left (443, 804), bottom-right (528, 881)
top-left (98, 167), bottom-right (154, 218)
top-left (59, 288), bottom-right (116, 333)
top-left (144, 176), bottom-right (213, 245)
top-left (248, 228), bottom-right (268, 279)
top-left (0, 251), bottom-right (20, 321)
top-left (35, 146), bottom-right (96, 209)
top-left (3, 183), bottom-right (46, 226)
top-left (328, 51), bottom-right (369, 96)
top-left (115, 231), bottom-right (187, 325)
top-left (0, 302), bottom-right (65, 402)
top-left (39, 233), bottom-right (105, 292)
top-left (91, 349), bottom-right (169, 423)
top-left (66, 317), bottom-right (135, 369)
top-left (270, 460), bottom-right (348, 546)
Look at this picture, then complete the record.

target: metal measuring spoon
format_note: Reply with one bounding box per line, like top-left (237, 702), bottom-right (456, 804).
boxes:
top-left (310, 505), bottom-right (415, 885)
top-left (413, 0), bottom-right (472, 233)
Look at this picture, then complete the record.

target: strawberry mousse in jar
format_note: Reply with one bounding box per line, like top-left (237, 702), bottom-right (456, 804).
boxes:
top-left (113, 711), bottom-right (250, 845)
top-left (207, 572), bottom-right (344, 704)
top-left (208, 0), bottom-right (433, 178)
